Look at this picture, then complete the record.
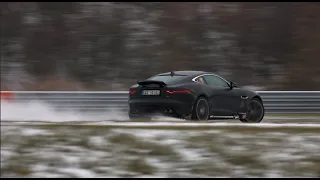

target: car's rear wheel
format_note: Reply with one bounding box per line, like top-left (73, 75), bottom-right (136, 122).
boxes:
top-left (191, 97), bottom-right (210, 121)
top-left (240, 98), bottom-right (264, 123)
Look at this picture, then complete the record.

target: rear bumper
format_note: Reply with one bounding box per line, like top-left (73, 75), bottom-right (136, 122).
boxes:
top-left (128, 99), bottom-right (194, 116)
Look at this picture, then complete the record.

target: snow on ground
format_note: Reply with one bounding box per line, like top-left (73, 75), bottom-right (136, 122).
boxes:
top-left (1, 99), bottom-right (320, 177)
top-left (1, 125), bottom-right (320, 178)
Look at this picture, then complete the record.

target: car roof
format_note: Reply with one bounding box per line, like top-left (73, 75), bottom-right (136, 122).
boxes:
top-left (157, 70), bottom-right (215, 77)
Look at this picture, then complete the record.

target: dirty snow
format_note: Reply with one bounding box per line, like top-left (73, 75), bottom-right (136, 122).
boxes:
top-left (1, 126), bottom-right (320, 178)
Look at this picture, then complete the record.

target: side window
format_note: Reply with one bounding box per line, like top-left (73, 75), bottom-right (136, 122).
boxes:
top-left (194, 76), bottom-right (206, 84)
top-left (203, 75), bottom-right (229, 87)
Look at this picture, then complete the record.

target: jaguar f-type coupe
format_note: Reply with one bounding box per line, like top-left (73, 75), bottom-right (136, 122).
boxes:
top-left (128, 71), bottom-right (265, 123)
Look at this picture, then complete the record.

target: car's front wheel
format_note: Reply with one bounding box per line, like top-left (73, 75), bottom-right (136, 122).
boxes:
top-left (240, 98), bottom-right (264, 123)
top-left (191, 97), bottom-right (210, 121)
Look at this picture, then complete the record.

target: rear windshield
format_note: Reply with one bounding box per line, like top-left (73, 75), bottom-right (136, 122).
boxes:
top-left (147, 74), bottom-right (187, 84)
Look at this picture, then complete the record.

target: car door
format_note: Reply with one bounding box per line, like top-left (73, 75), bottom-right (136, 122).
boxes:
top-left (202, 74), bottom-right (241, 116)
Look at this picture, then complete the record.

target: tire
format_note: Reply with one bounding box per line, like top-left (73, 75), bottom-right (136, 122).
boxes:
top-left (191, 96), bottom-right (210, 121)
top-left (240, 98), bottom-right (264, 123)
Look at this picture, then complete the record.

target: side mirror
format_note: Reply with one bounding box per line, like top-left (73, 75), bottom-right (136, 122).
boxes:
top-left (230, 81), bottom-right (237, 89)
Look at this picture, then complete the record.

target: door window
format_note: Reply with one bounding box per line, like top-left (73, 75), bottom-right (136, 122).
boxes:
top-left (203, 75), bottom-right (230, 87)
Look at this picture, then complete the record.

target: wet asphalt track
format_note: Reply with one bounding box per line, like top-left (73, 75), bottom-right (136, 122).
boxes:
top-left (1, 115), bottom-right (320, 127)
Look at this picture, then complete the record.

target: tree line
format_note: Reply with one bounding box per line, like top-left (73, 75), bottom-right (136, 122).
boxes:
top-left (1, 2), bottom-right (320, 90)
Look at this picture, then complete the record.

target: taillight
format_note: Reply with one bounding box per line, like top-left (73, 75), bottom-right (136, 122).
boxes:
top-left (129, 90), bottom-right (136, 95)
top-left (165, 89), bottom-right (191, 94)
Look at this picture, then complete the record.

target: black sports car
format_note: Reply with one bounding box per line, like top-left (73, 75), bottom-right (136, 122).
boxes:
top-left (128, 71), bottom-right (265, 123)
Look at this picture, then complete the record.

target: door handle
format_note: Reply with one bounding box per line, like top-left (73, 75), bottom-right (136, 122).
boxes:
top-left (241, 96), bottom-right (248, 99)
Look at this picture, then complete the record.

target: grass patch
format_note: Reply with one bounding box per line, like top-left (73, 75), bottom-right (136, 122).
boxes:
top-left (15, 135), bottom-right (55, 152)
top-left (186, 134), bottom-right (221, 151)
top-left (302, 156), bottom-right (320, 165)
top-left (186, 134), bottom-right (240, 151)
top-left (224, 153), bottom-right (263, 167)
top-left (186, 133), bottom-right (267, 172)
top-left (69, 136), bottom-right (91, 149)
top-left (107, 133), bottom-right (180, 159)
top-left (281, 161), bottom-right (320, 177)
top-left (1, 125), bottom-right (320, 178)
top-left (79, 159), bottom-right (100, 170)
top-left (188, 160), bottom-right (230, 177)
top-left (107, 133), bottom-right (138, 145)
top-left (126, 158), bottom-right (156, 175)
top-left (2, 156), bottom-right (33, 177)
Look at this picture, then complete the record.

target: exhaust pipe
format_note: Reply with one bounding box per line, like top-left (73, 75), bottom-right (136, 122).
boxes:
top-left (163, 108), bottom-right (172, 113)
